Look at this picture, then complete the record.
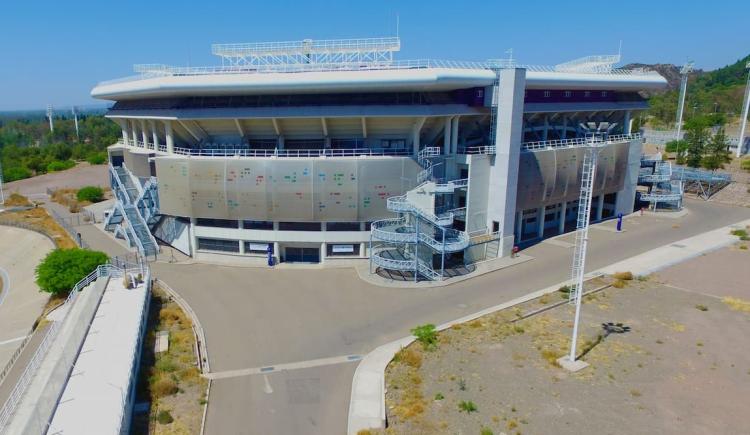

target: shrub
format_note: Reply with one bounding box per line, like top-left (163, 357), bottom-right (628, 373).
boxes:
top-left (411, 324), bottom-right (438, 350)
top-left (394, 347), bottom-right (422, 368)
top-left (152, 377), bottom-right (178, 398)
top-left (155, 356), bottom-right (178, 373)
top-left (434, 392), bottom-right (444, 401)
top-left (46, 160), bottom-right (75, 172)
top-left (480, 427), bottom-right (494, 435)
top-left (612, 279), bottom-right (626, 289)
top-left (3, 166), bottom-right (32, 182)
top-left (612, 271), bottom-right (634, 280)
top-left (695, 304), bottom-right (708, 312)
top-left (458, 400), bottom-right (478, 413)
top-left (156, 410), bottom-right (174, 425)
top-left (86, 152), bottom-right (107, 165)
top-left (741, 158), bottom-right (750, 172)
top-left (35, 248), bottom-right (109, 295)
top-left (76, 186), bottom-right (104, 203)
top-left (730, 229), bottom-right (749, 241)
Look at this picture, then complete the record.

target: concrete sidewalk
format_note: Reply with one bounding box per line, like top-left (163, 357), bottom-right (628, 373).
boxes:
top-left (347, 218), bottom-right (750, 434)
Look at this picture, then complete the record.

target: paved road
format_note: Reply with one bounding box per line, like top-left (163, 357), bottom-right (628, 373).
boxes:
top-left (142, 198), bottom-right (750, 435)
top-left (0, 227), bottom-right (55, 378)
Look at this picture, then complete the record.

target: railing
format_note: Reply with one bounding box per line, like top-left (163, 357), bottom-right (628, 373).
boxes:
top-left (371, 218), bottom-right (417, 243)
top-left (457, 145), bottom-right (496, 155)
top-left (386, 195), bottom-right (454, 227)
top-left (521, 133), bottom-right (642, 151)
top-left (641, 153), bottom-right (663, 162)
top-left (370, 251), bottom-right (415, 271)
top-left (639, 191), bottom-right (683, 202)
top-left (48, 209), bottom-right (89, 249)
top-left (97, 58), bottom-right (662, 87)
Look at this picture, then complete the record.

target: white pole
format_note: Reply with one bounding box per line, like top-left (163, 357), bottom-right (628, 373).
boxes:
top-left (736, 62), bottom-right (750, 158)
top-left (675, 62), bottom-right (693, 140)
top-left (0, 159), bottom-right (4, 205)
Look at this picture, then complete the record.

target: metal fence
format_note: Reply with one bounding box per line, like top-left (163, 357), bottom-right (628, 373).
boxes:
top-left (47, 208), bottom-right (89, 249)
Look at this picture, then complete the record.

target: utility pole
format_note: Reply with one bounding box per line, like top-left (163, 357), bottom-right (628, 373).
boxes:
top-left (0, 159), bottom-right (4, 206)
top-left (736, 61), bottom-right (750, 158)
top-left (46, 104), bottom-right (54, 133)
top-left (72, 106), bottom-right (80, 141)
top-left (675, 61), bottom-right (694, 140)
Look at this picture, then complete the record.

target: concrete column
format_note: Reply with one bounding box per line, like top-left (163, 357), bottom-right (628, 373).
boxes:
top-left (239, 239), bottom-right (245, 254)
top-left (277, 135), bottom-right (285, 150)
top-left (558, 201), bottom-right (567, 234)
top-left (150, 120), bottom-right (159, 150)
top-left (542, 115), bottom-right (549, 141)
top-left (320, 243), bottom-right (326, 263)
top-left (443, 116), bottom-right (452, 155)
top-left (487, 68), bottom-right (526, 256)
top-left (537, 206), bottom-right (545, 239)
top-left (450, 116), bottom-right (460, 154)
top-left (165, 121), bottom-right (174, 153)
top-left (624, 110), bottom-right (632, 135)
top-left (561, 116), bottom-right (568, 139)
top-left (596, 195), bottom-right (605, 221)
top-left (412, 117), bottom-right (426, 156)
top-left (515, 210), bottom-right (523, 243)
top-left (131, 120), bottom-right (139, 145)
top-left (360, 222), bottom-right (367, 258)
top-left (273, 221), bottom-right (281, 263)
top-left (189, 217), bottom-right (198, 257)
top-left (121, 125), bottom-right (130, 147)
top-left (324, 137), bottom-right (331, 149)
top-left (140, 120), bottom-right (149, 148)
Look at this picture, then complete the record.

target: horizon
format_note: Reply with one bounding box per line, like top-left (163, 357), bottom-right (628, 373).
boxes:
top-left (1, 0), bottom-right (748, 111)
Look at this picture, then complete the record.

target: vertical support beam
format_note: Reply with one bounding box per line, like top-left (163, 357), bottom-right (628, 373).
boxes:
top-left (488, 68), bottom-right (526, 256)
top-left (164, 120), bottom-right (174, 154)
top-left (596, 195), bottom-right (605, 221)
top-left (412, 117), bottom-right (426, 156)
top-left (515, 210), bottom-right (523, 243)
top-left (450, 116), bottom-right (460, 154)
top-left (443, 116), bottom-right (452, 155)
top-left (542, 115), bottom-right (549, 141)
top-left (273, 221), bottom-right (280, 263)
top-left (414, 217), bottom-right (420, 282)
top-left (140, 119), bottom-right (149, 148)
top-left (118, 119), bottom-right (130, 146)
top-left (559, 201), bottom-right (567, 234)
top-left (360, 222), bottom-right (367, 258)
top-left (623, 110), bottom-right (632, 135)
top-left (189, 217), bottom-right (198, 257)
top-left (537, 206), bottom-right (545, 239)
top-left (150, 120), bottom-right (159, 150)
top-left (737, 63), bottom-right (750, 158)
top-left (131, 119), bottom-right (139, 145)
top-left (361, 117), bottom-right (368, 138)
top-left (562, 116), bottom-right (568, 139)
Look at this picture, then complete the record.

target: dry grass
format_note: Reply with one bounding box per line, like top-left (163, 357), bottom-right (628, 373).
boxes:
top-left (612, 279), bottom-right (626, 289)
top-left (0, 207), bottom-right (76, 249)
top-left (4, 193), bottom-right (32, 207)
top-left (722, 297), bottom-right (750, 313)
top-left (612, 271), bottom-right (634, 281)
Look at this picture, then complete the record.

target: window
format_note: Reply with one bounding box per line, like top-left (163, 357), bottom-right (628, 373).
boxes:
top-left (196, 218), bottom-right (238, 229)
top-left (543, 91), bottom-right (551, 98)
top-left (326, 222), bottom-right (362, 231)
top-left (327, 244), bottom-right (360, 256)
top-left (197, 238), bottom-right (240, 253)
top-left (331, 138), bottom-right (364, 149)
top-left (584, 91), bottom-right (591, 98)
top-left (564, 91), bottom-right (572, 98)
top-left (243, 220), bottom-right (274, 230)
top-left (601, 91), bottom-right (608, 97)
top-left (278, 222), bottom-right (322, 231)
top-left (380, 139), bottom-right (406, 149)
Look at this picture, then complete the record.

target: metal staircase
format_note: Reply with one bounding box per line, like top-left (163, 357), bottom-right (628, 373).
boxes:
top-left (637, 155), bottom-right (683, 210)
top-left (104, 164), bottom-right (160, 257)
top-left (569, 151), bottom-right (596, 303)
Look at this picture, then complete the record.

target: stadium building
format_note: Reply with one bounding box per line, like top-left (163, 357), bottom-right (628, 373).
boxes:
top-left (92, 37), bottom-right (667, 280)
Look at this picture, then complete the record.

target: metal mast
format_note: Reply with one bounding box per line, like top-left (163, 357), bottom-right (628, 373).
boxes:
top-left (0, 159), bottom-right (4, 206)
top-left (46, 104), bottom-right (54, 132)
top-left (72, 106), bottom-right (80, 141)
top-left (736, 61), bottom-right (750, 158)
top-left (564, 136), bottom-right (600, 367)
top-left (675, 61), bottom-right (694, 140)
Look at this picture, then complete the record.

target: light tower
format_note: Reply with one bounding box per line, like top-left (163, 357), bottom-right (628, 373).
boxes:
top-left (0, 159), bottom-right (4, 206)
top-left (72, 106), bottom-right (80, 141)
top-left (675, 61), bottom-right (694, 140)
top-left (46, 104), bottom-right (54, 132)
top-left (736, 61), bottom-right (750, 158)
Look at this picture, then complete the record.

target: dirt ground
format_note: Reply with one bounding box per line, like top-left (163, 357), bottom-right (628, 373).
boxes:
top-left (2, 162), bottom-right (108, 197)
top-left (382, 246), bottom-right (750, 435)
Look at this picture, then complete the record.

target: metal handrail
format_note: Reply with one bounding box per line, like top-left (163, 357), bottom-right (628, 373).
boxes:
top-left (521, 133), bottom-right (642, 151)
top-left (457, 145), bottom-right (496, 155)
top-left (97, 58), bottom-right (661, 87)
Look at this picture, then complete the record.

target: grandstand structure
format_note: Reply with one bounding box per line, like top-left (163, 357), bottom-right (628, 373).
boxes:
top-left (91, 36), bottom-right (667, 280)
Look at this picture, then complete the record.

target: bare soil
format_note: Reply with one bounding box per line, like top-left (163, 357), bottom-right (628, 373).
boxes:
top-left (2, 162), bottom-right (108, 197)
top-left (382, 248), bottom-right (750, 435)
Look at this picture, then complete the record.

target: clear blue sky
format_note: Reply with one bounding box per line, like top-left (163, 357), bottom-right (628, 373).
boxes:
top-left (1, 0), bottom-right (748, 111)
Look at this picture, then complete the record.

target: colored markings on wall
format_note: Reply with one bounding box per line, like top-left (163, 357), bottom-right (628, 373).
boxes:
top-left (363, 196), bottom-right (371, 208)
top-left (226, 170), bottom-right (237, 182)
top-left (255, 175), bottom-right (264, 186)
top-left (318, 172), bottom-right (326, 182)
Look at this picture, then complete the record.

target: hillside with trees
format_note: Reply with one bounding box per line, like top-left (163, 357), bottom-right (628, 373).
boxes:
top-left (0, 114), bottom-right (119, 182)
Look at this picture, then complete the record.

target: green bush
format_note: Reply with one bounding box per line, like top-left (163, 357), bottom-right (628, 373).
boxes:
top-left (3, 166), bottom-right (32, 182)
top-left (86, 151), bottom-right (107, 165)
top-left (458, 400), bottom-right (478, 413)
top-left (46, 159), bottom-right (75, 172)
top-left (411, 324), bottom-right (438, 350)
top-left (35, 248), bottom-right (109, 295)
top-left (731, 229), bottom-right (749, 241)
top-left (156, 410), bottom-right (174, 425)
top-left (741, 159), bottom-right (750, 172)
top-left (77, 186), bottom-right (104, 203)
top-left (665, 139), bottom-right (687, 154)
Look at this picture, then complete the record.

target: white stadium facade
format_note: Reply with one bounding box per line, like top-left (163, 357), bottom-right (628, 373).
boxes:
top-left (92, 37), bottom-right (667, 281)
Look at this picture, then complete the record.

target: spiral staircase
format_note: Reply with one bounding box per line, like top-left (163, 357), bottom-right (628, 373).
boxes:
top-left (369, 147), bottom-right (470, 281)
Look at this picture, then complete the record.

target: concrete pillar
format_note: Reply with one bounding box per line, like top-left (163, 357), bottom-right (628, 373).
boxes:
top-left (278, 135), bottom-right (285, 150)
top-left (542, 115), bottom-right (549, 141)
top-left (624, 110), bottom-right (632, 135)
top-left (450, 116), bottom-right (460, 154)
top-left (150, 120), bottom-right (159, 150)
top-left (140, 120), bottom-right (149, 148)
top-left (561, 116), bottom-right (568, 139)
top-left (360, 222), bottom-right (367, 258)
top-left (559, 201), bottom-right (567, 234)
top-left (239, 239), bottom-right (245, 254)
top-left (596, 195), bottom-right (605, 221)
top-left (165, 121), bottom-right (174, 153)
top-left (320, 243), bottom-right (326, 263)
top-left (324, 137), bottom-right (331, 149)
top-left (131, 120), bottom-right (139, 145)
top-left (487, 68), bottom-right (526, 256)
top-left (411, 117), bottom-right (426, 156)
top-left (443, 116), bottom-right (452, 155)
top-left (515, 210), bottom-right (523, 243)
top-left (121, 125), bottom-right (130, 147)
top-left (537, 206), bottom-right (545, 239)
top-left (189, 217), bottom-right (198, 257)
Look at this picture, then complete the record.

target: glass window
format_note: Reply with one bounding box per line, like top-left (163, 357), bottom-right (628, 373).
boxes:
top-left (543, 91), bottom-right (551, 98)
top-left (243, 220), bottom-right (274, 230)
top-left (196, 218), bottom-right (238, 229)
top-left (564, 91), bottom-right (572, 98)
top-left (326, 222), bottom-right (362, 231)
top-left (278, 222), bottom-right (322, 231)
top-left (197, 238), bottom-right (240, 253)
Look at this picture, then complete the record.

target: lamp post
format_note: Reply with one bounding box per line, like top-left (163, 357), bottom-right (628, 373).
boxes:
top-left (675, 62), bottom-right (694, 140)
top-left (736, 61), bottom-right (750, 158)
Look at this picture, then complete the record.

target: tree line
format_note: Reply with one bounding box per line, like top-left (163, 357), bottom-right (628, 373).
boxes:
top-left (0, 114), bottom-right (119, 182)
top-left (664, 116), bottom-right (732, 170)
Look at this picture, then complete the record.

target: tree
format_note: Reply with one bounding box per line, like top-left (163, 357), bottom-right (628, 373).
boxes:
top-left (35, 249), bottom-right (109, 295)
top-left (702, 127), bottom-right (731, 171)
top-left (683, 118), bottom-right (711, 168)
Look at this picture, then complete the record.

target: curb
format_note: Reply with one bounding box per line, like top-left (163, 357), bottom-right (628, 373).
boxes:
top-left (346, 218), bottom-right (750, 434)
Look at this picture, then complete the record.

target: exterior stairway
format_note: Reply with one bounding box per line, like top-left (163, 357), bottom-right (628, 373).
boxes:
top-left (104, 164), bottom-right (160, 257)
top-left (637, 154), bottom-right (683, 208)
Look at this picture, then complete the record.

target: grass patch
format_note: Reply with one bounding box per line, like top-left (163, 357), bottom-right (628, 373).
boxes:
top-left (458, 400), bottom-right (478, 413)
top-left (481, 427), bottom-right (494, 435)
top-left (630, 389), bottom-right (642, 397)
top-left (695, 304), bottom-right (709, 312)
top-left (156, 410), bottom-right (174, 425)
top-left (731, 228), bottom-right (749, 241)
top-left (0, 207), bottom-right (76, 248)
top-left (4, 193), bottom-right (32, 207)
top-left (612, 271), bottom-right (634, 281)
top-left (411, 324), bottom-right (438, 350)
top-left (612, 279), bottom-right (626, 289)
top-left (540, 348), bottom-right (564, 367)
top-left (722, 297), bottom-right (750, 313)
top-left (434, 392), bottom-right (444, 401)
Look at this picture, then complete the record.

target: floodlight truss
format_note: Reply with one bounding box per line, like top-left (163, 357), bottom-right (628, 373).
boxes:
top-left (211, 37), bottom-right (401, 67)
top-left (555, 54), bottom-right (621, 73)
